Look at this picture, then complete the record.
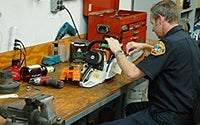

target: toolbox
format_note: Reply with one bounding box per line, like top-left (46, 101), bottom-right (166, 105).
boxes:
top-left (83, 0), bottom-right (147, 52)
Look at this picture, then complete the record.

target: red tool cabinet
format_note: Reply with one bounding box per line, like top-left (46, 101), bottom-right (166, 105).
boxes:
top-left (83, 0), bottom-right (147, 52)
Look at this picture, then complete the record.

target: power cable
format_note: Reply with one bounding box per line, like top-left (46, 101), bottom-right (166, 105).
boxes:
top-left (14, 39), bottom-right (27, 67)
top-left (59, 4), bottom-right (81, 39)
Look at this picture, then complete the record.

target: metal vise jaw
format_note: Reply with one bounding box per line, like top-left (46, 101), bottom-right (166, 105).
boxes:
top-left (0, 93), bottom-right (65, 125)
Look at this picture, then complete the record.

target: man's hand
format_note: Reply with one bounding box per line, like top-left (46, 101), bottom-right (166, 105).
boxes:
top-left (105, 37), bottom-right (122, 54)
top-left (126, 42), bottom-right (143, 55)
top-left (126, 42), bottom-right (154, 55)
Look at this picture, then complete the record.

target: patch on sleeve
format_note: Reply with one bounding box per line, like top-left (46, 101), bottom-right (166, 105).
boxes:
top-left (151, 41), bottom-right (166, 56)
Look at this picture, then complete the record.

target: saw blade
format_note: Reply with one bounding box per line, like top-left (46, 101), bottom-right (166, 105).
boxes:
top-left (105, 58), bottom-right (122, 79)
top-left (127, 49), bottom-right (144, 63)
top-left (80, 69), bottom-right (106, 87)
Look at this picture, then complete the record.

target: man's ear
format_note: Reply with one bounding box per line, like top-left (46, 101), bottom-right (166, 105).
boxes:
top-left (158, 14), bottom-right (165, 24)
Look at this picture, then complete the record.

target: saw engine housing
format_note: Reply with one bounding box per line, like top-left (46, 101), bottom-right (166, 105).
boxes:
top-left (79, 39), bottom-right (122, 87)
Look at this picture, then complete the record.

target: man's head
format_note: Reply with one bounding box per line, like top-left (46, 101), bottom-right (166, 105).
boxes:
top-left (150, 0), bottom-right (180, 38)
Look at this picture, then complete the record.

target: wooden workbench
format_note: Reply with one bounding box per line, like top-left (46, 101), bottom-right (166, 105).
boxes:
top-left (0, 32), bottom-right (153, 124)
top-left (0, 62), bottom-right (145, 125)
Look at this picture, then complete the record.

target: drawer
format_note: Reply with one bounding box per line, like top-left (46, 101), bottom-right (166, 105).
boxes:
top-left (87, 10), bottom-right (147, 42)
top-left (122, 32), bottom-right (146, 43)
top-left (121, 32), bottom-right (146, 52)
top-left (122, 26), bottom-right (147, 38)
top-left (128, 21), bottom-right (146, 30)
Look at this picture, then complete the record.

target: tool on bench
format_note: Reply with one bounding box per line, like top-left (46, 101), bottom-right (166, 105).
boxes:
top-left (20, 64), bottom-right (55, 82)
top-left (60, 65), bottom-right (81, 82)
top-left (79, 39), bottom-right (122, 87)
top-left (79, 36), bottom-right (145, 88)
top-left (127, 49), bottom-right (144, 63)
top-left (28, 76), bottom-right (64, 89)
top-left (55, 22), bottom-right (76, 41)
top-left (0, 93), bottom-right (65, 125)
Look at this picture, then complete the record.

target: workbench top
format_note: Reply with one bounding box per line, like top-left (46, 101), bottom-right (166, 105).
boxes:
top-left (0, 62), bottom-right (135, 124)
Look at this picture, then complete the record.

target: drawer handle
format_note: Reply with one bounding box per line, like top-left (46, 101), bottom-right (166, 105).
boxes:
top-left (97, 24), bottom-right (110, 34)
top-left (131, 36), bottom-right (139, 40)
top-left (133, 30), bottom-right (139, 34)
top-left (142, 21), bottom-right (146, 26)
top-left (121, 25), bottom-right (128, 31)
top-left (134, 25), bottom-right (140, 29)
top-left (133, 16), bottom-right (137, 21)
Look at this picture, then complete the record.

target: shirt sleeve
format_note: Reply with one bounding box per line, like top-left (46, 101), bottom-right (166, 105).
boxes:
top-left (137, 42), bottom-right (174, 80)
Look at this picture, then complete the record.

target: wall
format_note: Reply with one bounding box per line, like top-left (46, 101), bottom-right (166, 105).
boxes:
top-left (133, 0), bottom-right (161, 40)
top-left (0, 0), bottom-right (87, 53)
top-left (0, 0), bottom-right (134, 53)
top-left (120, 0), bottom-right (132, 10)
top-left (0, 35), bottom-right (86, 69)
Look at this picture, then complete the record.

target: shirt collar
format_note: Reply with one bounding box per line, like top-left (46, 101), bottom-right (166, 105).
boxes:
top-left (165, 25), bottom-right (183, 37)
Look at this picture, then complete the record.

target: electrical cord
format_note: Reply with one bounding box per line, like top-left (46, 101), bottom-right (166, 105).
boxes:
top-left (13, 43), bottom-right (22, 66)
top-left (59, 4), bottom-right (81, 39)
top-left (14, 39), bottom-right (27, 67)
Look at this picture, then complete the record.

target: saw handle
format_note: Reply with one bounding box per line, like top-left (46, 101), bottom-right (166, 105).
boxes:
top-left (86, 39), bottom-right (108, 51)
top-left (80, 65), bottom-right (93, 83)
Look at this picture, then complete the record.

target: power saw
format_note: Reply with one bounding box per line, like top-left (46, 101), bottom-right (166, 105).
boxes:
top-left (79, 39), bottom-right (122, 88)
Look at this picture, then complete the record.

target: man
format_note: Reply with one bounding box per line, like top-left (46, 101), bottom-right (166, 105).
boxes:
top-left (100, 0), bottom-right (200, 125)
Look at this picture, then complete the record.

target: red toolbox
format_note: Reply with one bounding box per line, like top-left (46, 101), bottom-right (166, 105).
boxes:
top-left (83, 0), bottom-right (147, 52)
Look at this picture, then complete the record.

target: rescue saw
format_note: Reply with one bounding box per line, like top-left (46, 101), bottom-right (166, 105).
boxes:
top-left (79, 39), bottom-right (144, 88)
top-left (79, 39), bottom-right (122, 88)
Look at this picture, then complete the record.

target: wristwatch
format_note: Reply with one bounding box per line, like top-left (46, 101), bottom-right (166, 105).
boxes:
top-left (114, 50), bottom-right (124, 57)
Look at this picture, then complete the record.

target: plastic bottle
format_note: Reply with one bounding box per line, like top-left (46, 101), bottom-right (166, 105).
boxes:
top-left (53, 42), bottom-right (58, 55)
top-left (20, 64), bottom-right (55, 82)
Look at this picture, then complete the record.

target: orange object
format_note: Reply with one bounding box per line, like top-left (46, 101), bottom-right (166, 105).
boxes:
top-left (60, 66), bottom-right (81, 81)
top-left (97, 49), bottom-right (112, 62)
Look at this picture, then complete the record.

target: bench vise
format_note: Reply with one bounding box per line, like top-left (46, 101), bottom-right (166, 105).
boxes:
top-left (0, 93), bottom-right (65, 125)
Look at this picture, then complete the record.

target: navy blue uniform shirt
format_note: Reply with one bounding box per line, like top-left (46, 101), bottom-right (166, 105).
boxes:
top-left (137, 25), bottom-right (200, 113)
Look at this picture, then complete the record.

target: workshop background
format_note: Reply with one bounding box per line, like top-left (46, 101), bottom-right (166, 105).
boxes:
top-left (0, 0), bottom-right (165, 53)
top-left (0, 0), bottom-right (129, 53)
top-left (0, 0), bottom-right (199, 124)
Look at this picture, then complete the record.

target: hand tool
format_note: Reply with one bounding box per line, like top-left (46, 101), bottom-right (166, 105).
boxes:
top-left (28, 76), bottom-right (64, 89)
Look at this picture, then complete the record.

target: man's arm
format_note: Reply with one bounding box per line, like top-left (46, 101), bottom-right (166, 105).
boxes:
top-left (105, 38), bottom-right (148, 81)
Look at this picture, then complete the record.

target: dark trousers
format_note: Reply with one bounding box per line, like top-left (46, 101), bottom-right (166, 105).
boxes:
top-left (99, 102), bottom-right (193, 125)
top-left (126, 101), bottom-right (149, 116)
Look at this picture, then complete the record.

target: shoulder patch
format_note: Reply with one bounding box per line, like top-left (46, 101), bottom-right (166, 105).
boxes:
top-left (151, 41), bottom-right (166, 56)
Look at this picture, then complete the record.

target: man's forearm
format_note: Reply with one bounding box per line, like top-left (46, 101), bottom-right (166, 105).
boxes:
top-left (141, 43), bottom-right (154, 50)
top-left (115, 54), bottom-right (145, 81)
